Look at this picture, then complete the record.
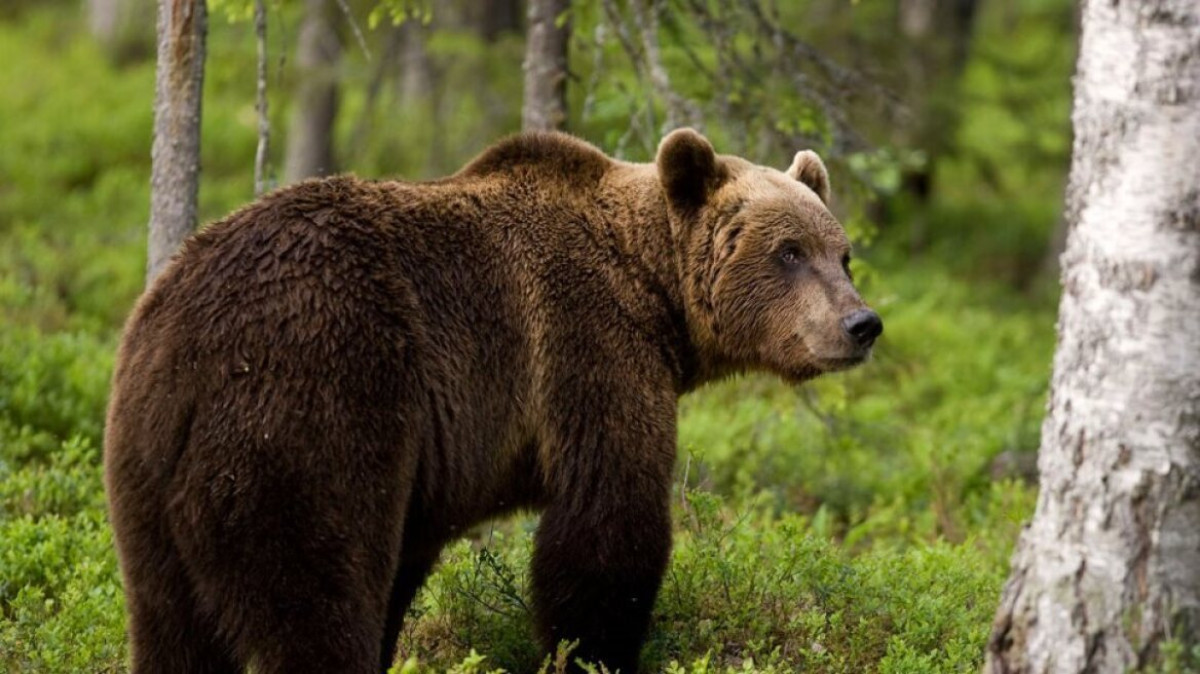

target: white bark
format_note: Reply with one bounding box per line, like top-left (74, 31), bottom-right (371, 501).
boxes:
top-left (253, 0), bottom-right (270, 196)
top-left (147, 0), bottom-right (207, 285)
top-left (987, 1), bottom-right (1200, 672)
top-left (522, 0), bottom-right (569, 131)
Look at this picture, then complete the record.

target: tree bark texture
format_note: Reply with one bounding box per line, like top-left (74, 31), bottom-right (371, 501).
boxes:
top-left (253, 0), bottom-right (270, 196)
top-left (147, 0), bottom-right (207, 285)
top-left (898, 0), bottom-right (936, 39)
top-left (987, 1), bottom-right (1200, 672)
top-left (399, 19), bottom-right (433, 105)
top-left (522, 0), bottom-right (569, 132)
top-left (283, 0), bottom-right (341, 184)
top-left (88, 0), bottom-right (124, 43)
top-left (474, 0), bottom-right (523, 42)
top-left (87, 0), bottom-right (153, 60)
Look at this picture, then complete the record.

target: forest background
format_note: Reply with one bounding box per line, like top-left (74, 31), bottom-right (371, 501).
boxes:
top-left (0, 0), bottom-right (1085, 671)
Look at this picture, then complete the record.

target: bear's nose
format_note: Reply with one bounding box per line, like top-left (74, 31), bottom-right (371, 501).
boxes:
top-left (841, 309), bottom-right (883, 348)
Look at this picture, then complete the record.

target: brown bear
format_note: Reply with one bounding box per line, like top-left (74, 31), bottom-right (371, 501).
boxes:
top-left (104, 128), bottom-right (881, 674)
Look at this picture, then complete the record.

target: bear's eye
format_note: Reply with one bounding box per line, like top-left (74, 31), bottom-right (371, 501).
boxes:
top-left (780, 246), bottom-right (803, 267)
top-left (842, 253), bottom-right (853, 280)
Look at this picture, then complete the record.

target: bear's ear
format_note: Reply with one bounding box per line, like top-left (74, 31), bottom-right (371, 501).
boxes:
top-left (786, 150), bottom-right (831, 205)
top-left (657, 128), bottom-right (724, 210)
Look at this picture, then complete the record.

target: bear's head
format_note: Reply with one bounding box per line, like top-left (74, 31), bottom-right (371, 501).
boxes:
top-left (657, 128), bottom-right (882, 383)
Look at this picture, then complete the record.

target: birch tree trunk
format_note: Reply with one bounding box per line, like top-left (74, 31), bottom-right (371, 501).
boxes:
top-left (522, 0), bottom-right (569, 132)
top-left (283, 0), bottom-right (340, 184)
top-left (253, 0), bottom-right (270, 196)
top-left (146, 0), bottom-right (207, 285)
top-left (986, 1), bottom-right (1200, 671)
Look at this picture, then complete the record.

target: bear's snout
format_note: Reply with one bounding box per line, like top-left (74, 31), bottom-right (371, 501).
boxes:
top-left (841, 309), bottom-right (883, 349)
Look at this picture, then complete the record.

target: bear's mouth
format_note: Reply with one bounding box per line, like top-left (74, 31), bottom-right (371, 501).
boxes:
top-left (817, 352), bottom-right (870, 371)
top-left (778, 348), bottom-right (869, 384)
top-left (808, 343), bottom-right (873, 372)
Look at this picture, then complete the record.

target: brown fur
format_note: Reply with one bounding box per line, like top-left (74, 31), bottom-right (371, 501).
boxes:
top-left (104, 129), bottom-right (880, 674)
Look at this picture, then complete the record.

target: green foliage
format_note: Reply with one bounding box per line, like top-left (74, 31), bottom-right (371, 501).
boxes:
top-left (0, 328), bottom-right (113, 448)
top-left (678, 264), bottom-right (1050, 545)
top-left (1148, 638), bottom-right (1200, 674)
top-left (389, 490), bottom-right (1010, 673)
top-left (0, 329), bottom-right (124, 673)
top-left (0, 13), bottom-right (150, 331)
top-left (0, 511), bottom-right (125, 674)
top-left (369, 0), bottom-right (434, 29)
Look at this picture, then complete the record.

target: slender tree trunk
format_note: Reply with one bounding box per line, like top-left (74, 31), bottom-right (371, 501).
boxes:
top-left (88, 0), bottom-right (129, 48)
top-left (897, 0), bottom-right (935, 39)
top-left (253, 0), bottom-right (270, 196)
top-left (87, 0), bottom-right (153, 61)
top-left (147, 0), bottom-right (207, 285)
top-left (476, 0), bottom-right (523, 42)
top-left (522, 0), bottom-right (569, 131)
top-left (284, 0), bottom-right (340, 184)
top-left (886, 0), bottom-right (979, 247)
top-left (987, 1), bottom-right (1200, 672)
top-left (399, 19), bottom-right (433, 105)
top-left (347, 26), bottom-right (402, 162)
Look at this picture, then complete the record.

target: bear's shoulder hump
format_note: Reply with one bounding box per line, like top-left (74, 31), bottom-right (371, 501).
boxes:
top-left (456, 132), bottom-right (611, 183)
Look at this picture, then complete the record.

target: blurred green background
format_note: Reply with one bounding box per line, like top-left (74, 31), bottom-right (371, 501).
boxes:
top-left (0, 0), bottom-right (1075, 671)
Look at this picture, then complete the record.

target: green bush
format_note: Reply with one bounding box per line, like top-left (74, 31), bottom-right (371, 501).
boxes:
top-left (391, 489), bottom-right (1010, 673)
top-left (678, 265), bottom-right (1050, 545)
top-left (0, 328), bottom-right (114, 449)
top-left (0, 511), bottom-right (125, 674)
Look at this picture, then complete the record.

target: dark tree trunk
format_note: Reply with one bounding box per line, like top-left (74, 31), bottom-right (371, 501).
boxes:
top-left (475, 0), bottom-right (523, 42)
top-left (894, 0), bottom-right (979, 249)
top-left (522, 0), bottom-right (569, 131)
top-left (147, 0), bottom-right (207, 285)
top-left (284, 0), bottom-right (341, 184)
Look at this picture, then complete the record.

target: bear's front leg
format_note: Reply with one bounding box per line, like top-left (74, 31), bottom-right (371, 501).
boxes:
top-left (532, 485), bottom-right (672, 673)
top-left (530, 387), bottom-right (676, 674)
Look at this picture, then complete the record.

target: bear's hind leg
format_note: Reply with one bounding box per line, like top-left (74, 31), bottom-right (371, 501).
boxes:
top-left (196, 492), bottom-right (408, 674)
top-left (118, 518), bottom-right (239, 674)
top-left (190, 472), bottom-right (411, 674)
top-left (170, 428), bottom-right (416, 674)
top-left (378, 538), bottom-right (444, 672)
top-left (128, 600), bottom-right (238, 674)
